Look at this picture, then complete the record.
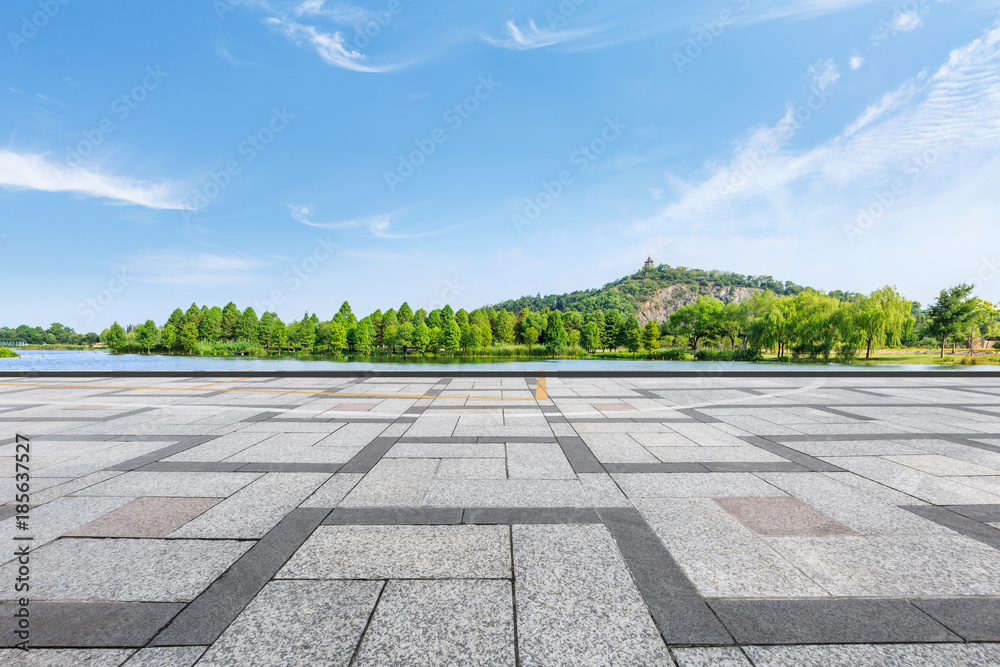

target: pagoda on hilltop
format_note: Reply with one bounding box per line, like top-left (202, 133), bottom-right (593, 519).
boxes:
top-left (644, 256), bottom-right (654, 268)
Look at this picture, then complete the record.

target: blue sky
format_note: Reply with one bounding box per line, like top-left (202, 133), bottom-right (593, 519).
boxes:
top-left (1, 0), bottom-right (999, 331)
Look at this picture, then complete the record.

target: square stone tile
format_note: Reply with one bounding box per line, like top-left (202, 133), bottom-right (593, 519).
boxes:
top-left (506, 443), bottom-right (575, 479)
top-left (648, 446), bottom-right (786, 463)
top-left (714, 497), bottom-right (859, 537)
top-left (513, 524), bottom-right (672, 666)
top-left (0, 538), bottom-right (251, 602)
top-left (196, 581), bottom-right (380, 667)
top-left (67, 497), bottom-right (222, 537)
top-left (353, 580), bottom-right (515, 666)
top-left (278, 525), bottom-right (511, 579)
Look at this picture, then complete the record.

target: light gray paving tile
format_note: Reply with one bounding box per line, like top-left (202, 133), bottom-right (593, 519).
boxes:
top-left (162, 432), bottom-right (276, 462)
top-left (613, 472), bottom-right (786, 498)
top-left (0, 538), bottom-right (251, 602)
top-left (68, 497), bottom-right (222, 538)
top-left (572, 421), bottom-right (675, 433)
top-left (436, 458), bottom-right (508, 480)
top-left (225, 442), bottom-right (360, 464)
top-left (315, 422), bottom-right (389, 447)
top-left (887, 454), bottom-right (1000, 476)
top-left (667, 423), bottom-right (750, 447)
top-left (423, 479), bottom-right (592, 507)
top-left (0, 496), bottom-right (134, 561)
top-left (0, 649), bottom-right (135, 666)
top-left (403, 415), bottom-right (459, 438)
top-left (744, 643), bottom-right (1000, 667)
top-left (648, 446), bottom-right (786, 463)
top-left (821, 471), bottom-right (929, 505)
top-left (122, 646), bottom-right (207, 666)
top-left (387, 442), bottom-right (505, 458)
top-left (73, 472), bottom-right (262, 498)
top-left (637, 499), bottom-right (827, 598)
top-left (825, 457), bottom-right (1000, 505)
top-left (950, 476), bottom-right (1000, 496)
top-left (711, 416), bottom-right (803, 437)
top-left (781, 439), bottom-right (928, 457)
top-left (453, 423), bottom-right (554, 438)
top-left (767, 535), bottom-right (1000, 596)
top-left (300, 473), bottom-right (364, 507)
top-left (341, 458), bottom-right (439, 507)
top-left (170, 473), bottom-right (330, 538)
top-left (196, 580), bottom-right (380, 667)
top-left (29, 442), bottom-right (170, 477)
top-left (354, 580), bottom-right (515, 667)
top-left (278, 525), bottom-right (511, 579)
top-left (506, 442), bottom-right (575, 479)
top-left (27, 470), bottom-right (124, 506)
top-left (578, 472), bottom-right (630, 507)
top-left (581, 433), bottom-right (660, 463)
top-left (630, 432), bottom-right (699, 447)
top-left (513, 524), bottom-right (672, 666)
top-left (674, 647), bottom-right (752, 667)
top-left (756, 473), bottom-right (954, 535)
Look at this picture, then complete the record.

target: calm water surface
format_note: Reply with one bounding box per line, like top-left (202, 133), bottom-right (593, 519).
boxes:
top-left (0, 349), bottom-right (986, 372)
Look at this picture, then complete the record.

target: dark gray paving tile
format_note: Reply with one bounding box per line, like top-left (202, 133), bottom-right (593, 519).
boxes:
top-left (150, 507), bottom-right (330, 646)
top-left (604, 463), bottom-right (709, 473)
top-left (556, 436), bottom-right (604, 473)
top-left (810, 405), bottom-right (875, 421)
top-left (0, 601), bottom-right (183, 647)
top-left (463, 507), bottom-right (602, 524)
top-left (703, 462), bottom-right (810, 473)
top-left (0, 507), bottom-right (16, 522)
top-left (742, 436), bottom-right (843, 472)
top-left (138, 462), bottom-right (244, 473)
top-left (677, 408), bottom-right (721, 423)
top-left (943, 504), bottom-right (1000, 523)
top-left (324, 507), bottom-right (463, 525)
top-left (236, 463), bottom-right (343, 473)
top-left (241, 411), bottom-right (281, 422)
top-left (597, 507), bottom-right (733, 645)
top-left (903, 505), bottom-right (1000, 551)
top-left (107, 436), bottom-right (219, 471)
top-left (338, 436), bottom-right (398, 474)
top-left (912, 598), bottom-right (1000, 641)
top-left (709, 599), bottom-right (961, 644)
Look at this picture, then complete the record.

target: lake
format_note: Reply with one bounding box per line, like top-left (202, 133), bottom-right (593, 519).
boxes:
top-left (0, 349), bottom-right (987, 372)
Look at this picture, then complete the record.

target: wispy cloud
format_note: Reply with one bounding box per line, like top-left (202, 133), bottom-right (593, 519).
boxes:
top-left (215, 42), bottom-right (259, 66)
top-left (367, 215), bottom-right (490, 239)
top-left (809, 58), bottom-right (841, 90)
top-left (0, 150), bottom-right (189, 210)
top-left (483, 19), bottom-right (597, 50)
top-left (751, 0), bottom-right (883, 23)
top-left (850, 54), bottom-right (865, 70)
top-left (124, 252), bottom-right (269, 286)
top-left (289, 203), bottom-right (363, 229)
top-left (264, 15), bottom-right (411, 72)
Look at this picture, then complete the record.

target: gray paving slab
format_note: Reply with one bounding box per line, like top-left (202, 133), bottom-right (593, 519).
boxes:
top-left (386, 441), bottom-right (505, 458)
top-left (506, 442), bottom-right (575, 479)
top-left (0, 601), bottom-right (183, 648)
top-left (911, 598), bottom-right (1000, 641)
top-left (341, 458), bottom-right (438, 506)
top-left (710, 599), bottom-right (959, 644)
top-left (673, 647), bottom-right (752, 667)
top-left (613, 472), bottom-right (787, 498)
top-left (555, 436), bottom-right (605, 473)
top-left (513, 523), bottom-right (677, 665)
top-left (300, 472), bottom-right (363, 507)
top-left (279, 524), bottom-right (511, 579)
top-left (423, 479), bottom-right (593, 507)
top-left (903, 505), bottom-right (1000, 550)
top-left (68, 497), bottom-right (222, 537)
top-left (122, 647), bottom-right (206, 666)
top-left (0, 649), bottom-right (136, 666)
top-left (196, 580), bottom-right (381, 667)
top-left (353, 580), bottom-right (515, 667)
top-left (73, 471), bottom-right (261, 497)
top-left (324, 507), bottom-right (463, 524)
top-left (463, 507), bottom-right (602, 524)
top-left (743, 643), bottom-right (1000, 667)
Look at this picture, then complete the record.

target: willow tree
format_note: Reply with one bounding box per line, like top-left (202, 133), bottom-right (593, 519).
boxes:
top-left (851, 286), bottom-right (913, 360)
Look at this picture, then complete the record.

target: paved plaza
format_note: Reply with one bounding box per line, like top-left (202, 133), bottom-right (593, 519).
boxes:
top-left (2, 371), bottom-right (1000, 665)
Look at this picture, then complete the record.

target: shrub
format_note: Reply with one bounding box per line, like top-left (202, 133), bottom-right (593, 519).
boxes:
top-left (0, 348), bottom-right (19, 358)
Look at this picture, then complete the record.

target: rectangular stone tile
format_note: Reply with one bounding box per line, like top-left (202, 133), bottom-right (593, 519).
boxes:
top-left (821, 471), bottom-right (929, 505)
top-left (673, 647), bottom-right (753, 667)
top-left (942, 504), bottom-right (1000, 523)
top-left (170, 473), bottom-right (330, 539)
top-left (387, 441), bottom-right (505, 458)
top-left (637, 499), bottom-right (827, 599)
top-left (353, 580), bottom-right (515, 667)
top-left (0, 601), bottom-right (184, 648)
top-left (0, 648), bottom-right (134, 665)
top-left (757, 473), bottom-right (953, 535)
top-left (513, 524), bottom-right (675, 665)
top-left (338, 436), bottom-right (398, 474)
top-left (341, 458), bottom-right (438, 507)
top-left (68, 497), bottom-right (222, 538)
top-left (903, 505), bottom-right (1000, 550)
top-left (300, 473), bottom-right (363, 507)
top-left (887, 454), bottom-right (1000, 476)
top-left (453, 423), bottom-right (554, 438)
top-left (648, 446), bottom-right (786, 463)
top-left (580, 433), bottom-right (660, 463)
top-left (423, 479), bottom-right (592, 508)
top-left (714, 497), bottom-right (859, 536)
top-left (555, 436), bottom-right (604, 473)
top-left (73, 471), bottom-right (261, 498)
top-left (195, 581), bottom-right (380, 667)
top-left (578, 472), bottom-right (630, 507)
top-left (824, 457), bottom-right (1000, 505)
top-left (278, 525), bottom-right (510, 579)
top-left (630, 431), bottom-right (697, 447)
top-left (163, 432), bottom-right (274, 463)
top-left (506, 442), bottom-right (575, 479)
top-left (328, 402), bottom-right (379, 411)
top-left (123, 646), bottom-right (206, 666)
top-left (0, 538), bottom-right (251, 602)
top-left (766, 535), bottom-right (1000, 596)
top-left (324, 507), bottom-right (463, 525)
top-left (742, 437), bottom-right (841, 472)
top-left (151, 507), bottom-right (329, 646)
top-left (613, 472), bottom-right (786, 498)
top-left (778, 439), bottom-right (928, 457)
top-left (668, 423), bottom-right (748, 447)
top-left (436, 457), bottom-right (507, 479)
top-left (315, 422), bottom-right (389, 447)
top-left (744, 644), bottom-right (1000, 667)
top-left (463, 507), bottom-right (601, 524)
top-left (0, 496), bottom-right (135, 560)
top-left (949, 475), bottom-right (1000, 496)
top-left (912, 598), bottom-right (1000, 641)
top-left (710, 599), bottom-right (959, 644)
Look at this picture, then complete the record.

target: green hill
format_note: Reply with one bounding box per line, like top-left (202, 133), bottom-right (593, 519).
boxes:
top-left (489, 264), bottom-right (856, 324)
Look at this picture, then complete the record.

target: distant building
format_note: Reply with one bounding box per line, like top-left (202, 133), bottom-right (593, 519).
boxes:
top-left (644, 256), bottom-right (655, 268)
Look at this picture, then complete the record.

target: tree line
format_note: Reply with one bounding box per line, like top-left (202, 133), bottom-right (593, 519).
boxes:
top-left (91, 284), bottom-right (999, 360)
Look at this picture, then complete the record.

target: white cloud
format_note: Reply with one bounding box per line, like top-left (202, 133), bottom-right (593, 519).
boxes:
top-left (294, 0), bottom-right (371, 29)
top-left (264, 15), bottom-right (409, 72)
top-left (0, 150), bottom-right (188, 209)
top-left (484, 19), bottom-right (596, 50)
top-left (893, 11), bottom-right (923, 33)
top-left (215, 42), bottom-right (258, 66)
top-left (809, 58), bottom-right (841, 90)
top-left (850, 54), bottom-right (864, 70)
top-left (289, 203), bottom-right (362, 229)
top-left (124, 252), bottom-right (269, 286)
top-left (751, 0), bottom-right (882, 22)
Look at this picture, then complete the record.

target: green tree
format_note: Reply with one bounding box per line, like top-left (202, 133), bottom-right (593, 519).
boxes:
top-left (258, 311), bottom-right (275, 347)
top-left (545, 311), bottom-right (568, 354)
top-left (199, 307), bottom-right (222, 342)
top-left (413, 321), bottom-right (431, 352)
top-left (625, 323), bottom-right (642, 355)
top-left (642, 321), bottom-right (660, 354)
top-left (335, 301), bottom-right (356, 325)
top-left (236, 307), bottom-right (259, 343)
top-left (104, 322), bottom-right (127, 353)
top-left (135, 320), bottom-right (159, 354)
top-left (495, 309), bottom-right (516, 345)
top-left (523, 326), bottom-right (540, 347)
top-left (329, 321), bottom-right (347, 354)
top-left (853, 286), bottom-right (914, 360)
top-left (398, 302), bottom-right (414, 324)
top-left (272, 317), bottom-right (288, 353)
top-left (221, 302), bottom-right (240, 339)
top-left (180, 322), bottom-right (199, 354)
top-left (669, 297), bottom-right (724, 351)
top-left (160, 323), bottom-right (177, 352)
top-left (444, 320), bottom-right (462, 354)
top-left (582, 321), bottom-right (602, 352)
top-left (166, 308), bottom-right (184, 329)
top-left (927, 285), bottom-right (978, 358)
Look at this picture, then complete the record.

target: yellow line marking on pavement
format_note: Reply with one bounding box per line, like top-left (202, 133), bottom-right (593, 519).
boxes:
top-left (0, 382), bottom-right (536, 401)
top-left (189, 377), bottom-right (254, 389)
top-left (535, 376), bottom-right (547, 401)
